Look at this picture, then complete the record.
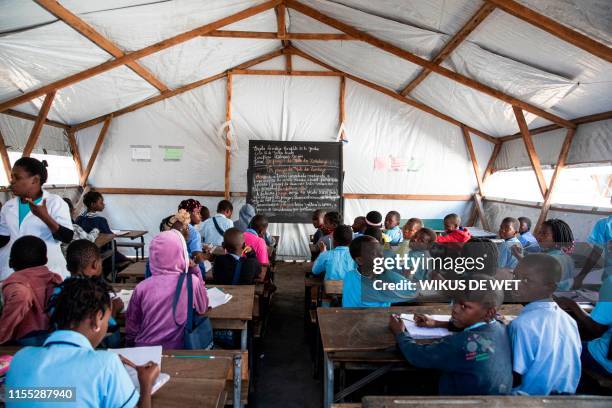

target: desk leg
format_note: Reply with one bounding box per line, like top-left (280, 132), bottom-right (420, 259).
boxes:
top-left (323, 352), bottom-right (334, 408)
top-left (139, 236), bottom-right (144, 261)
top-left (240, 326), bottom-right (248, 351)
top-left (111, 240), bottom-right (117, 282)
top-left (233, 354), bottom-right (242, 408)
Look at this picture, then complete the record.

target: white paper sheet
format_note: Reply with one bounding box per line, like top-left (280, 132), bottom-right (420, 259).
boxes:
top-left (400, 314), bottom-right (452, 339)
top-left (108, 346), bottom-right (170, 394)
top-left (111, 229), bottom-right (130, 236)
top-left (207, 287), bottom-right (233, 309)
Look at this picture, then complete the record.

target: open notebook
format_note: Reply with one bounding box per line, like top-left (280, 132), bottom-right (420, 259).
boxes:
top-left (207, 287), bottom-right (233, 309)
top-left (111, 290), bottom-right (134, 313)
top-left (108, 346), bottom-right (170, 395)
top-left (400, 314), bottom-right (453, 339)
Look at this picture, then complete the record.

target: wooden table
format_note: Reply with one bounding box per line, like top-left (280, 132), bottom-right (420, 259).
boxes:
top-left (207, 285), bottom-right (255, 351)
top-left (116, 261), bottom-right (146, 282)
top-left (361, 395), bottom-right (612, 408)
top-left (115, 230), bottom-right (147, 261)
top-left (95, 233), bottom-right (117, 280)
top-left (317, 304), bottom-right (523, 408)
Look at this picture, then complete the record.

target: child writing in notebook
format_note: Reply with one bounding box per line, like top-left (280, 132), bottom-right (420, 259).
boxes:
top-left (497, 217), bottom-right (521, 270)
top-left (0, 236), bottom-right (62, 346)
top-left (6, 277), bottom-right (160, 408)
top-left (436, 213), bottom-right (471, 244)
top-left (384, 211), bottom-right (403, 245)
top-left (213, 228), bottom-right (260, 285)
top-left (389, 274), bottom-right (512, 395)
top-left (312, 225), bottom-right (355, 280)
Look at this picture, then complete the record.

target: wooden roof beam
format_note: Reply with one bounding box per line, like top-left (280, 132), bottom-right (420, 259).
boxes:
top-left (400, 3), bottom-right (496, 96)
top-left (514, 106), bottom-right (548, 198)
top-left (286, 0), bottom-right (575, 129)
top-left (486, 0), bottom-right (612, 63)
top-left (286, 45), bottom-right (499, 144)
top-left (22, 91), bottom-right (56, 157)
top-left (204, 31), bottom-right (353, 40)
top-left (34, 0), bottom-right (168, 93)
top-left (71, 48), bottom-right (284, 131)
top-left (2, 109), bottom-right (69, 130)
top-left (0, 0), bottom-right (282, 113)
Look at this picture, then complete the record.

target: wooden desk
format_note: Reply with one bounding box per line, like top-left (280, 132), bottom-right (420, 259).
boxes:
top-left (116, 261), bottom-right (146, 283)
top-left (361, 395), bottom-right (612, 408)
top-left (96, 233), bottom-right (117, 280)
top-left (317, 305), bottom-right (523, 408)
top-left (115, 230), bottom-right (147, 261)
top-left (206, 285), bottom-right (255, 351)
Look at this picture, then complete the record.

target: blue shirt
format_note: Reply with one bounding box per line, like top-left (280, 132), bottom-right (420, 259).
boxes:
top-left (342, 268), bottom-right (416, 308)
top-left (200, 214), bottom-right (233, 246)
top-left (312, 246), bottom-right (355, 280)
top-left (6, 330), bottom-right (139, 408)
top-left (545, 249), bottom-right (575, 291)
top-left (75, 212), bottom-right (112, 234)
top-left (186, 224), bottom-right (202, 256)
top-left (518, 231), bottom-right (540, 253)
top-left (384, 226), bottom-right (403, 245)
top-left (587, 216), bottom-right (612, 281)
top-left (508, 301), bottom-right (581, 395)
top-left (18, 197), bottom-right (43, 227)
top-left (498, 237), bottom-right (520, 269)
top-left (587, 275), bottom-right (612, 374)
top-left (396, 320), bottom-right (512, 395)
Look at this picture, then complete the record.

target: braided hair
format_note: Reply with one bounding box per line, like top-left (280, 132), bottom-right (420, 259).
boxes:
top-left (542, 219), bottom-right (574, 254)
top-left (48, 277), bottom-right (112, 330)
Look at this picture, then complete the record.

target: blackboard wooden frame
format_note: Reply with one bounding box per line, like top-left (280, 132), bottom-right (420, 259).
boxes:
top-left (247, 140), bottom-right (344, 223)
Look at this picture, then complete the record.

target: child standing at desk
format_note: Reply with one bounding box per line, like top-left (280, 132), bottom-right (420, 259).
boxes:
top-left (509, 254), bottom-right (581, 395)
top-left (6, 277), bottom-right (159, 408)
top-left (436, 213), bottom-right (471, 244)
top-left (497, 217), bottom-right (521, 270)
top-left (0, 236), bottom-right (62, 346)
top-left (389, 274), bottom-right (512, 395)
top-left (384, 211), bottom-right (403, 245)
top-left (312, 225), bottom-right (355, 280)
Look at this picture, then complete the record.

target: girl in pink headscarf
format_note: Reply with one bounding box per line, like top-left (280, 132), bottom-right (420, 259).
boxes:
top-left (126, 230), bottom-right (209, 349)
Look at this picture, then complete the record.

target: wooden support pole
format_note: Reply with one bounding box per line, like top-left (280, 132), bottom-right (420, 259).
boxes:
top-left (0, 128), bottom-right (12, 183)
top-left (286, 0), bottom-right (575, 129)
top-left (0, 0), bottom-right (281, 113)
top-left (3, 109), bottom-right (68, 129)
top-left (339, 75), bottom-right (346, 141)
top-left (205, 31), bottom-right (353, 40)
top-left (513, 106), bottom-right (548, 198)
top-left (224, 74), bottom-right (233, 200)
top-left (534, 127), bottom-right (576, 232)
top-left (23, 91), bottom-right (56, 157)
top-left (468, 141), bottom-right (502, 227)
top-left (486, 0), bottom-right (612, 63)
top-left (462, 125), bottom-right (484, 195)
top-left (473, 193), bottom-right (491, 231)
top-left (230, 69), bottom-right (342, 76)
top-left (80, 116), bottom-right (112, 186)
top-left (400, 3), bottom-right (496, 95)
top-left (66, 130), bottom-right (83, 182)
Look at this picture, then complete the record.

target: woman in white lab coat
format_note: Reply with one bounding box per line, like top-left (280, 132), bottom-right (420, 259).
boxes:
top-left (0, 158), bottom-right (73, 281)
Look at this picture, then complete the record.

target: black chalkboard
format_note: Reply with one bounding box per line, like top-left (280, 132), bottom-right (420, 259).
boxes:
top-left (247, 140), bottom-right (343, 223)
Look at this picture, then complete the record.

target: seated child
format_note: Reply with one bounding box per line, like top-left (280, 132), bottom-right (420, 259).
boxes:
top-left (497, 217), bottom-right (521, 270)
top-left (555, 275), bottom-right (612, 377)
top-left (351, 216), bottom-right (367, 237)
top-left (146, 209), bottom-right (193, 279)
top-left (312, 225), bottom-right (355, 280)
top-left (75, 191), bottom-right (131, 271)
top-left (395, 218), bottom-right (423, 256)
top-left (200, 200), bottom-right (234, 246)
top-left (318, 211), bottom-right (341, 250)
top-left (342, 236), bottom-right (415, 307)
top-left (436, 213), bottom-right (471, 243)
top-left (509, 254), bottom-right (581, 395)
top-left (6, 277), bottom-right (159, 408)
top-left (406, 227), bottom-right (437, 281)
top-left (64, 239), bottom-right (123, 348)
top-left (213, 228), bottom-right (260, 284)
top-left (0, 236), bottom-right (62, 346)
top-left (62, 197), bottom-right (99, 242)
top-left (384, 211), bottom-right (403, 245)
top-left (517, 216), bottom-right (540, 253)
top-left (513, 219), bottom-right (576, 290)
top-left (311, 209), bottom-right (326, 244)
top-left (126, 230), bottom-right (210, 349)
top-left (462, 238), bottom-right (499, 277)
top-left (389, 274), bottom-right (512, 395)
top-left (365, 211), bottom-right (390, 244)
top-left (244, 214), bottom-right (270, 281)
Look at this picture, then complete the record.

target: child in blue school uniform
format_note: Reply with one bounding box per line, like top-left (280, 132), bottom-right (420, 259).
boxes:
top-left (509, 254), bottom-right (582, 395)
top-left (384, 211), bottom-right (403, 245)
top-left (342, 235), bottom-right (416, 307)
top-left (6, 277), bottom-right (160, 408)
top-left (497, 217), bottom-right (521, 270)
top-left (312, 225), bottom-right (355, 280)
top-left (517, 217), bottom-right (540, 253)
top-left (389, 274), bottom-right (513, 395)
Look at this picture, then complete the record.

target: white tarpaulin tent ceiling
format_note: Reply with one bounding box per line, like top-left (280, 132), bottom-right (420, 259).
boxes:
top-left (0, 0), bottom-right (610, 258)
